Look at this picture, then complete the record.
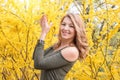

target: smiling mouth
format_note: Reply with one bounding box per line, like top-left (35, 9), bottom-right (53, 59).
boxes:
top-left (62, 30), bottom-right (70, 34)
top-left (62, 31), bottom-right (70, 35)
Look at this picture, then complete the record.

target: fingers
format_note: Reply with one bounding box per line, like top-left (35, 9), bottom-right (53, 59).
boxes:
top-left (40, 15), bottom-right (48, 24)
top-left (40, 15), bottom-right (53, 28)
top-left (42, 15), bottom-right (47, 21)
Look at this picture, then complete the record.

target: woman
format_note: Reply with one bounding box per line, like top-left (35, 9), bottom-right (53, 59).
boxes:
top-left (33, 13), bottom-right (89, 80)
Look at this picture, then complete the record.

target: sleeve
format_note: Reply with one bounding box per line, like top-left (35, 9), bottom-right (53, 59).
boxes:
top-left (33, 41), bottom-right (71, 70)
top-left (32, 43), bottom-right (52, 60)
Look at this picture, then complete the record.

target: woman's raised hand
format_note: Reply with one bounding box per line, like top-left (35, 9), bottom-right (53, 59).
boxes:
top-left (40, 15), bottom-right (50, 34)
top-left (39, 15), bottom-right (52, 40)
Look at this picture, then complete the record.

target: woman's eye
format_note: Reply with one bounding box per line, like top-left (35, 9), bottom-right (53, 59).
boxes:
top-left (70, 25), bottom-right (74, 28)
top-left (61, 23), bottom-right (66, 26)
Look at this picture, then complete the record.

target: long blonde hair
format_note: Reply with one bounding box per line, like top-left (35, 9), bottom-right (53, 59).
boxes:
top-left (54, 13), bottom-right (89, 59)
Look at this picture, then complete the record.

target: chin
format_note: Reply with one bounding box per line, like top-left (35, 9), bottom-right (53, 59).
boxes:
top-left (61, 36), bottom-right (71, 40)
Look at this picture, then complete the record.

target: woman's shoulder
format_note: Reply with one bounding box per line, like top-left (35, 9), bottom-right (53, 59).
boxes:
top-left (61, 46), bottom-right (79, 62)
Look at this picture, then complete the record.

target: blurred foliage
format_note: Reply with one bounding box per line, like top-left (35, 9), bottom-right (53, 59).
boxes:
top-left (0, 0), bottom-right (120, 80)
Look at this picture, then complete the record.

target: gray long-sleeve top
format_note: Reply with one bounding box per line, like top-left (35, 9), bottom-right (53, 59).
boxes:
top-left (33, 41), bottom-right (76, 80)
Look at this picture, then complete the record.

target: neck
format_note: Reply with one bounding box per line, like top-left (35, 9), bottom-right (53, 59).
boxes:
top-left (60, 39), bottom-right (73, 47)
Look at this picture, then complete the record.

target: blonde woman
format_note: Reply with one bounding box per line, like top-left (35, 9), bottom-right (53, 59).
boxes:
top-left (33, 13), bottom-right (89, 80)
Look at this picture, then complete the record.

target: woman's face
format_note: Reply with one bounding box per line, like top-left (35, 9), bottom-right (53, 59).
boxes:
top-left (60, 16), bottom-right (76, 41)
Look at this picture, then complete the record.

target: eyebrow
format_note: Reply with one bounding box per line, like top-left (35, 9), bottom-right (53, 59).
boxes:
top-left (62, 22), bottom-right (73, 25)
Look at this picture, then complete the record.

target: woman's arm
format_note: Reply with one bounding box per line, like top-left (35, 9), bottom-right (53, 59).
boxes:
top-left (33, 40), bottom-right (79, 70)
top-left (33, 41), bottom-right (72, 70)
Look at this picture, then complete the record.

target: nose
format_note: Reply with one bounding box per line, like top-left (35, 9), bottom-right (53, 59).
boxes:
top-left (64, 25), bottom-right (69, 30)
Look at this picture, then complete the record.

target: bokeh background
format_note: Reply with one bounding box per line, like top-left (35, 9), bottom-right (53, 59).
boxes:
top-left (0, 0), bottom-right (120, 80)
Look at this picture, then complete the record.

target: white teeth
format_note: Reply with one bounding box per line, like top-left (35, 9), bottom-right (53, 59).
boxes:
top-left (62, 30), bottom-right (70, 34)
top-left (63, 32), bottom-right (69, 34)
